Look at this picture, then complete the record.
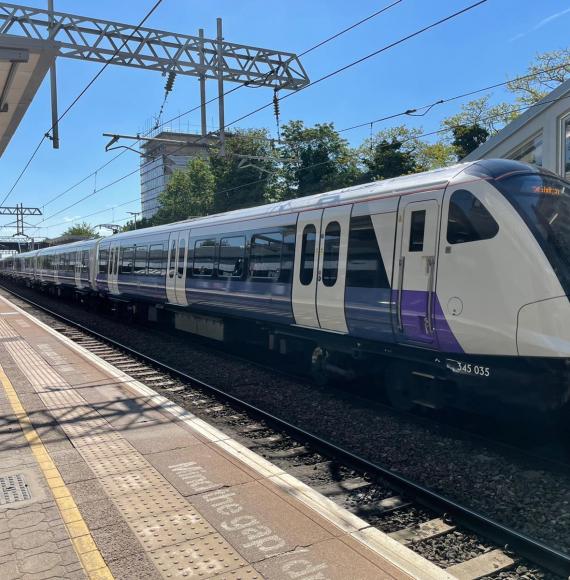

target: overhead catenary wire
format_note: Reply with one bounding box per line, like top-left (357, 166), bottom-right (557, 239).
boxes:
top-left (0, 0), bottom-right (165, 208)
top-left (33, 0), bottom-right (406, 213)
top-left (34, 0), bottom-right (487, 230)
top-left (36, 88), bottom-right (570, 235)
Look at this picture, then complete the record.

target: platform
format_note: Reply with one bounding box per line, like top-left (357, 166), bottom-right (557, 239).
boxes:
top-left (0, 293), bottom-right (452, 580)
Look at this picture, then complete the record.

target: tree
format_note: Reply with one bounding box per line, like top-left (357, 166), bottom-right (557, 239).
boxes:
top-left (451, 124), bottom-right (490, 159)
top-left (62, 222), bottom-right (98, 237)
top-left (442, 96), bottom-right (519, 136)
top-left (153, 157), bottom-right (215, 225)
top-left (209, 128), bottom-right (279, 212)
top-left (360, 126), bottom-right (455, 180)
top-left (121, 217), bottom-right (153, 232)
top-left (507, 48), bottom-right (570, 106)
top-left (279, 121), bottom-right (361, 197)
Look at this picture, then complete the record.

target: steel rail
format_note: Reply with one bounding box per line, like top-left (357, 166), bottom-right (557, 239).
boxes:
top-left (1, 281), bottom-right (569, 577)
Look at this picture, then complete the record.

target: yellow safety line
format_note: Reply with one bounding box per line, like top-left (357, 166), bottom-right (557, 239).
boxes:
top-left (0, 367), bottom-right (114, 580)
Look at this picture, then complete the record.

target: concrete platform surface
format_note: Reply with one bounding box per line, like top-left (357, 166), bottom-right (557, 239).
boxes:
top-left (0, 293), bottom-right (453, 580)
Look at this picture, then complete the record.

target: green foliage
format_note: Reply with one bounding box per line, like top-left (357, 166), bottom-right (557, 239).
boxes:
top-left (63, 221), bottom-right (98, 237)
top-left (452, 124), bottom-right (490, 159)
top-left (507, 48), bottom-right (570, 106)
top-left (279, 121), bottom-right (361, 197)
top-left (209, 129), bottom-right (279, 212)
top-left (360, 126), bottom-right (455, 180)
top-left (121, 217), bottom-right (153, 232)
top-left (152, 157), bottom-right (215, 225)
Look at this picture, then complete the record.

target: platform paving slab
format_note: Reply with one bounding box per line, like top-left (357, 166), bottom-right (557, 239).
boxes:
top-left (0, 292), bottom-right (454, 580)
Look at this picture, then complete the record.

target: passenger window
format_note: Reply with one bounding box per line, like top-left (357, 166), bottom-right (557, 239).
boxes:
top-left (148, 244), bottom-right (165, 276)
top-left (322, 221), bottom-right (341, 287)
top-left (447, 190), bottom-right (499, 244)
top-left (409, 211), bottom-right (425, 252)
top-left (250, 232), bottom-right (282, 279)
top-left (347, 215), bottom-right (390, 288)
top-left (120, 247), bottom-right (133, 274)
top-left (177, 238), bottom-right (186, 278)
top-left (218, 236), bottom-right (245, 278)
top-left (300, 225), bottom-right (317, 286)
top-left (193, 239), bottom-right (216, 276)
top-left (134, 246), bottom-right (148, 275)
top-left (99, 248), bottom-right (109, 274)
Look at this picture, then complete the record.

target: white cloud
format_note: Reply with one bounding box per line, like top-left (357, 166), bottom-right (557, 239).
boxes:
top-left (63, 215), bottom-right (80, 222)
top-left (510, 7), bottom-right (570, 41)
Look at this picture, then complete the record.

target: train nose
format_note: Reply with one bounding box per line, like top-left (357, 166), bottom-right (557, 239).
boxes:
top-left (517, 296), bottom-right (570, 357)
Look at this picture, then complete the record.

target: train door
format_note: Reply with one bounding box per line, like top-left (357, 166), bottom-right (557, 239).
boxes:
top-left (292, 206), bottom-right (351, 332)
top-left (108, 244), bottom-right (120, 295)
top-left (292, 210), bottom-right (322, 327)
top-left (74, 249), bottom-right (82, 289)
top-left (166, 230), bottom-right (189, 306)
top-left (395, 199), bottom-right (439, 346)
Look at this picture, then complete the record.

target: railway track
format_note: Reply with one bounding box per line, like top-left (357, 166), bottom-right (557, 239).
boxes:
top-left (1, 282), bottom-right (569, 579)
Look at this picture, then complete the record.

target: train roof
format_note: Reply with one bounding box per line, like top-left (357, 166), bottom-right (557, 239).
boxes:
top-left (10, 158), bottom-right (538, 258)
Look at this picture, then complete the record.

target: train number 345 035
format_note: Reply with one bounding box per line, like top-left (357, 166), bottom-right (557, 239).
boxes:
top-left (447, 360), bottom-right (490, 377)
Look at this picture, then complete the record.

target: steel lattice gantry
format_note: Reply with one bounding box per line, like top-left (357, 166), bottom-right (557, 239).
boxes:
top-left (0, 3), bottom-right (309, 89)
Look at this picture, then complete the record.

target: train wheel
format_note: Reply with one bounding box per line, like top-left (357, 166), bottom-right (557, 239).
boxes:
top-left (384, 363), bottom-right (415, 412)
top-left (310, 346), bottom-right (330, 386)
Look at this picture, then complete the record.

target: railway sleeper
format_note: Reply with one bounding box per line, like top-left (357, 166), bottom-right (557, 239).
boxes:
top-left (388, 517), bottom-right (456, 545)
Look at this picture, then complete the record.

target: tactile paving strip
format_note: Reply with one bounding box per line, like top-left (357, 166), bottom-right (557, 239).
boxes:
top-left (102, 469), bottom-right (170, 496)
top-left (213, 567), bottom-right (263, 579)
top-left (80, 451), bottom-right (150, 478)
top-left (149, 534), bottom-right (248, 579)
top-left (0, 318), bottom-right (19, 338)
top-left (3, 319), bottom-right (253, 579)
top-left (112, 487), bottom-right (191, 521)
top-left (131, 510), bottom-right (215, 551)
top-left (76, 438), bottom-right (137, 460)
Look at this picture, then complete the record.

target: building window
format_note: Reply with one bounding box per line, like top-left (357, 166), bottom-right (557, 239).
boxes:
top-left (218, 236), bottom-right (245, 278)
top-left (447, 190), bottom-right (499, 244)
top-left (509, 133), bottom-right (543, 167)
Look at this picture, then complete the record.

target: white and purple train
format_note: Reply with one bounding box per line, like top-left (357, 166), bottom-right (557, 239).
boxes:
top-left (3, 159), bottom-right (570, 414)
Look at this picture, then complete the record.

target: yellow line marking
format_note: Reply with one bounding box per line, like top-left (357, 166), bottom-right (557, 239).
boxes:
top-left (0, 367), bottom-right (114, 580)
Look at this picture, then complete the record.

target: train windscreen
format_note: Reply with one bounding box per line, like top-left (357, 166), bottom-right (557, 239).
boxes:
top-left (497, 173), bottom-right (570, 295)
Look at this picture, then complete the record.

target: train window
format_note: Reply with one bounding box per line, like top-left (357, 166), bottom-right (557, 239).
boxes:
top-left (218, 236), bottom-right (245, 278)
top-left (300, 225), bottom-right (317, 286)
top-left (82, 250), bottom-right (89, 272)
top-left (148, 244), bottom-right (166, 276)
top-left (347, 215), bottom-right (390, 288)
top-left (447, 190), bottom-right (499, 245)
top-left (134, 246), bottom-right (148, 275)
top-left (177, 238), bottom-right (186, 278)
top-left (99, 248), bottom-right (109, 274)
top-left (409, 211), bottom-right (426, 252)
top-left (120, 247), bottom-right (134, 274)
top-left (168, 239), bottom-right (176, 278)
top-left (322, 221), bottom-right (341, 287)
top-left (280, 228), bottom-right (296, 284)
top-left (250, 232), bottom-right (282, 279)
top-left (193, 239), bottom-right (216, 276)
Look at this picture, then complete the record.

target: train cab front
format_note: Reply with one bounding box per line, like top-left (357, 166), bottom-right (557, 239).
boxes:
top-left (486, 162), bottom-right (570, 410)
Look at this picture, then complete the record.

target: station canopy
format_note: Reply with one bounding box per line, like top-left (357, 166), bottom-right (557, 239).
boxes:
top-left (0, 36), bottom-right (57, 156)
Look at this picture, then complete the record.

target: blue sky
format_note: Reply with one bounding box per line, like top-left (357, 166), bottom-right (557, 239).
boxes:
top-left (1, 0), bottom-right (569, 238)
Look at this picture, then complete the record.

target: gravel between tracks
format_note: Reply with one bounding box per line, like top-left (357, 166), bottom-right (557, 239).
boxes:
top-left (2, 283), bottom-right (570, 560)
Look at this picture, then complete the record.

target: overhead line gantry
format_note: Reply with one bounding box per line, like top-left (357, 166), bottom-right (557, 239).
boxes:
top-left (0, 1), bottom-right (309, 154)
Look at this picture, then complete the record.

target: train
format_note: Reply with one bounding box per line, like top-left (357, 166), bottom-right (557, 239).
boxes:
top-left (2, 158), bottom-right (570, 415)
